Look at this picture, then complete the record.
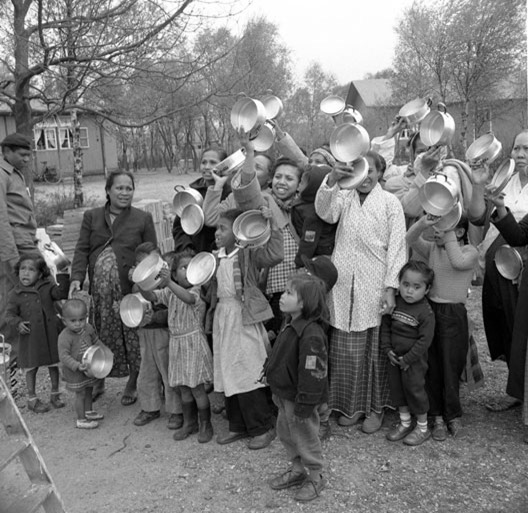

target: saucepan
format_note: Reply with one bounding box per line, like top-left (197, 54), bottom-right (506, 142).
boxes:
top-left (320, 95), bottom-right (346, 117)
top-left (214, 149), bottom-right (246, 177)
top-left (329, 123), bottom-right (370, 163)
top-left (422, 202), bottom-right (463, 241)
top-left (399, 97), bottom-right (432, 125)
top-left (230, 96), bottom-right (267, 133)
top-left (419, 167), bottom-right (461, 216)
top-left (181, 204), bottom-right (205, 236)
top-left (420, 103), bottom-right (455, 147)
top-left (82, 345), bottom-right (114, 379)
top-left (252, 122), bottom-right (276, 152)
top-left (333, 105), bottom-right (363, 126)
top-left (233, 210), bottom-right (271, 248)
top-left (173, 185), bottom-right (203, 217)
top-left (261, 94), bottom-right (283, 120)
top-left (132, 253), bottom-right (168, 291)
top-left (486, 158), bottom-right (515, 198)
top-left (466, 132), bottom-right (502, 167)
top-left (120, 293), bottom-right (153, 328)
top-left (338, 157), bottom-right (369, 190)
top-left (186, 252), bottom-right (217, 286)
top-left (495, 244), bottom-right (524, 281)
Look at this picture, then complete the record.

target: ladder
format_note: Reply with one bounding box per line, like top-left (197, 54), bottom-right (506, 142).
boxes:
top-left (0, 375), bottom-right (67, 513)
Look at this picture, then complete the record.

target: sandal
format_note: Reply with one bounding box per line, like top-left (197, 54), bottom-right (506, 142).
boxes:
top-left (269, 469), bottom-right (307, 490)
top-left (121, 391), bottom-right (137, 406)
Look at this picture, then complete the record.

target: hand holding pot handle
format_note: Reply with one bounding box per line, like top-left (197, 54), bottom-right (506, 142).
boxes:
top-left (69, 280), bottom-right (81, 298)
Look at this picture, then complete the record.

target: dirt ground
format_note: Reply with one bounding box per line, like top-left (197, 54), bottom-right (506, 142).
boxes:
top-left (3, 172), bottom-right (528, 513)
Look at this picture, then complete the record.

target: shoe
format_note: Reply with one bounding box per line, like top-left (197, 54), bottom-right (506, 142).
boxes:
top-left (362, 411), bottom-right (384, 434)
top-left (167, 413), bottom-right (183, 430)
top-left (27, 398), bottom-right (51, 414)
top-left (197, 408), bottom-right (214, 443)
top-left (386, 422), bottom-right (414, 442)
top-left (248, 428), bottom-right (276, 450)
top-left (50, 392), bottom-right (65, 409)
top-left (133, 410), bottom-right (160, 426)
top-left (216, 431), bottom-right (249, 445)
top-left (403, 426), bottom-right (431, 446)
top-left (173, 401), bottom-right (199, 441)
top-left (85, 410), bottom-right (104, 421)
top-left (294, 475), bottom-right (326, 502)
top-left (485, 397), bottom-right (521, 412)
top-left (338, 412), bottom-right (365, 426)
top-left (269, 469), bottom-right (307, 490)
top-left (121, 390), bottom-right (137, 406)
top-left (319, 421), bottom-right (332, 441)
top-left (76, 419), bottom-right (99, 429)
top-left (448, 418), bottom-right (462, 437)
top-left (432, 419), bottom-right (447, 441)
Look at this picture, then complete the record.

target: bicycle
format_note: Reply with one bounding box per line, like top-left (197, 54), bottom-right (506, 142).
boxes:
top-left (34, 161), bottom-right (62, 184)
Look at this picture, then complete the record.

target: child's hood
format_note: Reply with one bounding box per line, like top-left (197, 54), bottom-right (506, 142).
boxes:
top-left (299, 165), bottom-right (332, 203)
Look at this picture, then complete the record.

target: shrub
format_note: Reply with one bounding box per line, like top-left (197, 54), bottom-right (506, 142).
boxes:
top-left (34, 187), bottom-right (98, 227)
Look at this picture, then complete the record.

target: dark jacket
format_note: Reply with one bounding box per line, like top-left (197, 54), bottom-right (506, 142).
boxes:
top-left (172, 177), bottom-right (230, 253)
top-left (291, 166), bottom-right (336, 267)
top-left (71, 204), bottom-right (157, 295)
top-left (265, 317), bottom-right (328, 418)
top-left (6, 274), bottom-right (70, 368)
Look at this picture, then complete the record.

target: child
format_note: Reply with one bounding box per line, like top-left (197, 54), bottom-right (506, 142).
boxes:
top-left (6, 253), bottom-right (69, 413)
top-left (380, 260), bottom-right (435, 446)
top-left (131, 243), bottom-right (183, 430)
top-left (141, 249), bottom-right (214, 443)
top-left (212, 208), bottom-right (283, 449)
top-left (407, 214), bottom-right (478, 440)
top-left (58, 299), bottom-right (104, 429)
top-left (292, 165), bottom-right (337, 267)
top-left (265, 274), bottom-right (328, 502)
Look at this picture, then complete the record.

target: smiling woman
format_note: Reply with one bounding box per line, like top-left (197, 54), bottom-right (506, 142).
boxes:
top-left (69, 170), bottom-right (158, 405)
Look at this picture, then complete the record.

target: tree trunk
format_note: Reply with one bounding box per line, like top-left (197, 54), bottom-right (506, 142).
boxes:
top-left (459, 99), bottom-right (470, 154)
top-left (71, 110), bottom-right (84, 208)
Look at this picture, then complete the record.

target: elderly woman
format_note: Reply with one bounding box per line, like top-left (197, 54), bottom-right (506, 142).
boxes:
top-left (315, 151), bottom-right (407, 433)
top-left (469, 129), bottom-right (528, 411)
top-left (70, 171), bottom-right (157, 405)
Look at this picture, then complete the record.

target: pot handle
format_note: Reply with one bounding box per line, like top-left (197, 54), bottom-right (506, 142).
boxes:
top-left (437, 102), bottom-right (447, 114)
top-left (425, 97), bottom-right (432, 107)
top-left (174, 184), bottom-right (186, 192)
top-left (433, 171), bottom-right (449, 182)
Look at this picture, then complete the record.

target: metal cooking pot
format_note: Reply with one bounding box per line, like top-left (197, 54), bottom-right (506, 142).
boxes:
top-left (181, 204), bottom-right (204, 236)
top-left (488, 158), bottom-right (515, 198)
top-left (132, 253), bottom-right (168, 291)
top-left (420, 103), bottom-right (455, 147)
top-left (338, 157), bottom-right (369, 190)
top-left (82, 345), bottom-right (114, 379)
top-left (466, 132), bottom-right (502, 167)
top-left (333, 105), bottom-right (363, 126)
top-left (399, 97), bottom-right (432, 125)
top-left (230, 96), bottom-right (267, 133)
top-left (320, 95), bottom-right (346, 116)
top-left (233, 210), bottom-right (271, 248)
top-left (172, 185), bottom-right (203, 217)
top-left (186, 252), bottom-right (217, 286)
top-left (261, 94), bottom-right (283, 120)
top-left (495, 245), bottom-right (524, 281)
top-left (214, 149), bottom-right (246, 177)
top-left (252, 122), bottom-right (276, 152)
top-left (419, 169), bottom-right (461, 216)
top-left (329, 123), bottom-right (370, 163)
top-left (120, 293), bottom-right (153, 328)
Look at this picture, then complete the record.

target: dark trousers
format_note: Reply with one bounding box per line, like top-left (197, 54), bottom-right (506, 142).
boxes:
top-left (388, 354), bottom-right (429, 415)
top-left (426, 301), bottom-right (469, 421)
top-left (225, 388), bottom-right (273, 437)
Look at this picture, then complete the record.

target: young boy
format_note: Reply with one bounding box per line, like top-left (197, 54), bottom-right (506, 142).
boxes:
top-left (406, 214), bottom-right (478, 440)
top-left (381, 260), bottom-right (435, 446)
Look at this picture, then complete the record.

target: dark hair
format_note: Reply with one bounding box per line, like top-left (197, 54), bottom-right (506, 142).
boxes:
top-left (366, 150), bottom-right (384, 174)
top-left (171, 249), bottom-right (196, 274)
top-left (378, 154), bottom-right (387, 174)
top-left (135, 242), bottom-right (159, 257)
top-left (398, 260), bottom-right (434, 288)
top-left (202, 146), bottom-right (228, 162)
top-left (272, 157), bottom-right (303, 179)
top-left (255, 152), bottom-right (275, 173)
top-left (288, 274), bottom-right (329, 326)
top-left (105, 170), bottom-right (135, 203)
top-left (219, 208), bottom-right (243, 225)
top-left (62, 298), bottom-right (88, 317)
top-left (162, 251), bottom-right (177, 267)
top-left (456, 214), bottom-right (469, 243)
top-left (15, 253), bottom-right (50, 279)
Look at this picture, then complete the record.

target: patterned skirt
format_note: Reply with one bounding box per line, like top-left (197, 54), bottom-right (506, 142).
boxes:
top-left (328, 326), bottom-right (391, 417)
top-left (91, 247), bottom-right (140, 378)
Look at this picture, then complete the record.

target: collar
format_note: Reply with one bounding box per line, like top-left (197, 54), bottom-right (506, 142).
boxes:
top-left (217, 247), bottom-right (240, 259)
top-left (289, 316), bottom-right (312, 337)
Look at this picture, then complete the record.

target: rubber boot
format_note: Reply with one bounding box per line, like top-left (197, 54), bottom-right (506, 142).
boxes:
top-left (173, 401), bottom-right (198, 441)
top-left (197, 407), bottom-right (213, 443)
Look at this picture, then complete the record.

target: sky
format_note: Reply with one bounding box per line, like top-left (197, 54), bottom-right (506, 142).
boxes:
top-left (221, 0), bottom-right (423, 85)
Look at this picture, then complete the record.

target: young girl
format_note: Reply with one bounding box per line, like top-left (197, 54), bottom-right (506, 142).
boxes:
top-left (141, 250), bottom-right (214, 443)
top-left (265, 274), bottom-right (329, 502)
top-left (6, 253), bottom-right (69, 413)
top-left (58, 299), bottom-right (104, 429)
top-left (380, 261), bottom-right (435, 446)
top-left (212, 208), bottom-right (283, 449)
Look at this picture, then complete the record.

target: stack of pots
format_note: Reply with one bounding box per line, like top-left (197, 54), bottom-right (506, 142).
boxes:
top-left (320, 94), bottom-right (369, 190)
top-left (232, 210), bottom-right (271, 249)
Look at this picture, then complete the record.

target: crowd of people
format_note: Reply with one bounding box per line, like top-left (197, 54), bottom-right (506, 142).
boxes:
top-left (1, 121), bottom-right (528, 503)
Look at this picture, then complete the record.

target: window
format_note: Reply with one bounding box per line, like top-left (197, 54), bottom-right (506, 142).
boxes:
top-left (34, 126), bottom-right (89, 150)
top-left (79, 127), bottom-right (89, 148)
top-left (59, 128), bottom-right (73, 149)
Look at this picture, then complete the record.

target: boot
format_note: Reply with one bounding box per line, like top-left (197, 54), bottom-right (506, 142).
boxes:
top-left (173, 401), bottom-right (198, 441)
top-left (197, 407), bottom-right (213, 443)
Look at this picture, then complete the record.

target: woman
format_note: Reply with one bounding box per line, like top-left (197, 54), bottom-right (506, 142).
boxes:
top-left (70, 171), bottom-right (157, 405)
top-left (315, 151), bottom-right (407, 433)
top-left (469, 130), bottom-right (528, 411)
top-left (173, 147), bottom-right (229, 253)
